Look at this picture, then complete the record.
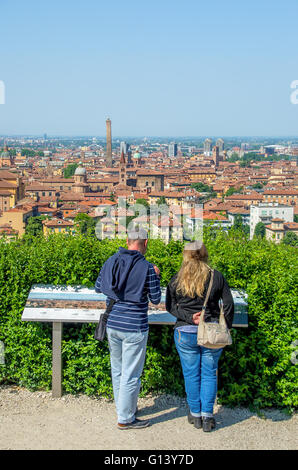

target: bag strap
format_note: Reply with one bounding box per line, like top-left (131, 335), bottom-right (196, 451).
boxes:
top-left (105, 298), bottom-right (116, 315)
top-left (200, 269), bottom-right (214, 322)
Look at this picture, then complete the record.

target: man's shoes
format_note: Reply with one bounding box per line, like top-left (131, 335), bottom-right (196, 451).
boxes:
top-left (187, 412), bottom-right (202, 429)
top-left (202, 416), bottom-right (216, 432)
top-left (117, 418), bottom-right (150, 430)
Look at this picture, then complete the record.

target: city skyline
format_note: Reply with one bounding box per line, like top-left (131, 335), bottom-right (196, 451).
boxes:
top-left (0, 0), bottom-right (298, 136)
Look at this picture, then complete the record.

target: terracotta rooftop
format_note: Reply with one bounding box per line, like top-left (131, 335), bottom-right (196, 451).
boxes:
top-left (38, 207), bottom-right (58, 213)
top-left (203, 211), bottom-right (229, 221)
top-left (89, 177), bottom-right (119, 183)
top-left (0, 170), bottom-right (19, 179)
top-left (149, 191), bottom-right (185, 198)
top-left (265, 225), bottom-right (284, 232)
top-left (4, 205), bottom-right (34, 213)
top-left (136, 169), bottom-right (165, 176)
top-left (225, 193), bottom-right (263, 200)
top-left (284, 222), bottom-right (298, 230)
top-left (0, 224), bottom-right (18, 235)
top-left (264, 189), bottom-right (298, 195)
top-left (227, 207), bottom-right (250, 214)
top-left (0, 180), bottom-right (17, 188)
top-left (0, 190), bottom-right (13, 196)
top-left (43, 218), bottom-right (74, 227)
top-left (26, 184), bottom-right (56, 191)
top-left (40, 177), bottom-right (74, 183)
top-left (58, 192), bottom-right (85, 201)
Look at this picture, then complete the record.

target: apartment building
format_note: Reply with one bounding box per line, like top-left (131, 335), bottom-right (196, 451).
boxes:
top-left (250, 203), bottom-right (294, 239)
top-left (265, 218), bottom-right (298, 243)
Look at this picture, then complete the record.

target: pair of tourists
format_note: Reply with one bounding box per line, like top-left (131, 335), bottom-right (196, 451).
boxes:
top-left (95, 231), bottom-right (234, 432)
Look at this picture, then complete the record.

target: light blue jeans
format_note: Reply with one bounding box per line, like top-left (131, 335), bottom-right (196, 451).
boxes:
top-left (174, 329), bottom-right (223, 417)
top-left (107, 327), bottom-right (149, 424)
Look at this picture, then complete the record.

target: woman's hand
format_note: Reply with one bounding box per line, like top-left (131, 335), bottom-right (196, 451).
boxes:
top-left (192, 312), bottom-right (201, 325)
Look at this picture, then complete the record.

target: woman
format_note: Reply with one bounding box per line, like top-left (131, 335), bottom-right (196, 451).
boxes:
top-left (166, 241), bottom-right (234, 432)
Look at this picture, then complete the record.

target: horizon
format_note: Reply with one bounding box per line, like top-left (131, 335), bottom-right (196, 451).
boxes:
top-left (1, 134), bottom-right (298, 140)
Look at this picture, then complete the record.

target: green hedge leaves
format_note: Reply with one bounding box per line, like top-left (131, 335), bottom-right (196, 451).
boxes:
top-left (0, 230), bottom-right (297, 410)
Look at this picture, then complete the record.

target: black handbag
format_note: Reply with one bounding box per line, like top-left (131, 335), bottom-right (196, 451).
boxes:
top-left (94, 299), bottom-right (116, 341)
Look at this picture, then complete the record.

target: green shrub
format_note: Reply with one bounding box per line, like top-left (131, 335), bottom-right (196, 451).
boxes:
top-left (0, 230), bottom-right (297, 410)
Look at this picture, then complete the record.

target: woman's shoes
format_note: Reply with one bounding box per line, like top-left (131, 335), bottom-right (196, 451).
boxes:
top-left (187, 412), bottom-right (202, 429)
top-left (202, 416), bottom-right (216, 432)
top-left (188, 412), bottom-right (216, 431)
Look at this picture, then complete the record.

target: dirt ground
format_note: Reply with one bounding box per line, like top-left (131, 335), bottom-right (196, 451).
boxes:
top-left (0, 385), bottom-right (297, 450)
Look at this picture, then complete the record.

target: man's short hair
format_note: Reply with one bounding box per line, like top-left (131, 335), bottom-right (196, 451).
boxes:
top-left (127, 227), bottom-right (148, 242)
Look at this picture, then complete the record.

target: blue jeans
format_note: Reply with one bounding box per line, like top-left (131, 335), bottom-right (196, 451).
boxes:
top-left (107, 327), bottom-right (148, 424)
top-left (174, 329), bottom-right (223, 417)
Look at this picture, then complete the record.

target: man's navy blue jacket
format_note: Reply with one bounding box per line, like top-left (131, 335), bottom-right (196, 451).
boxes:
top-left (95, 247), bottom-right (161, 332)
top-left (97, 247), bottom-right (150, 302)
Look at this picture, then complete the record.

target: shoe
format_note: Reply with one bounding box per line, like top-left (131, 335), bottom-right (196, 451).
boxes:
top-left (117, 418), bottom-right (150, 430)
top-left (188, 412), bottom-right (202, 429)
top-left (202, 416), bottom-right (216, 432)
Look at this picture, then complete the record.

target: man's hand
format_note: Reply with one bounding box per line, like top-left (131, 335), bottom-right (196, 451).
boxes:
top-left (192, 312), bottom-right (202, 325)
top-left (153, 265), bottom-right (160, 277)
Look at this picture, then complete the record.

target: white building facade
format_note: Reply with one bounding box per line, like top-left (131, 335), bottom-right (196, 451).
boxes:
top-left (249, 203), bottom-right (294, 239)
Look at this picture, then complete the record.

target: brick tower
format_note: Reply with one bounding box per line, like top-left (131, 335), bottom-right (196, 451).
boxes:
top-left (106, 118), bottom-right (112, 167)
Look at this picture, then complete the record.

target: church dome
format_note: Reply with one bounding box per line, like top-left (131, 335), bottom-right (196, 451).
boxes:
top-left (133, 151), bottom-right (141, 159)
top-left (0, 150), bottom-right (10, 159)
top-left (1, 146), bottom-right (10, 159)
top-left (74, 164), bottom-right (86, 176)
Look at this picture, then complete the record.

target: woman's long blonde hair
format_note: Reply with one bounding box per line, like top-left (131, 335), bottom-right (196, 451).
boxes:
top-left (175, 243), bottom-right (210, 298)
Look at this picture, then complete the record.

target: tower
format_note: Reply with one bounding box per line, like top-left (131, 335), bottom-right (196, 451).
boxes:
top-left (212, 146), bottom-right (220, 167)
top-left (127, 148), bottom-right (132, 166)
top-left (204, 138), bottom-right (212, 156)
top-left (106, 118), bottom-right (112, 167)
top-left (216, 138), bottom-right (224, 153)
top-left (168, 142), bottom-right (178, 157)
top-left (120, 141), bottom-right (128, 155)
top-left (119, 151), bottom-right (127, 185)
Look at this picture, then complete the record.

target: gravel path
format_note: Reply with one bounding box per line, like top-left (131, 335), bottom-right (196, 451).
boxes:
top-left (0, 385), bottom-right (296, 450)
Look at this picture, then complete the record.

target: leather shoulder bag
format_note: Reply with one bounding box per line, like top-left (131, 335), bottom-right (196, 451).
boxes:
top-left (197, 269), bottom-right (232, 349)
top-left (94, 299), bottom-right (116, 341)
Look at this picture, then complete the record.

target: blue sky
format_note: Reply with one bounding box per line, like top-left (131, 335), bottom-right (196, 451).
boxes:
top-left (0, 0), bottom-right (298, 136)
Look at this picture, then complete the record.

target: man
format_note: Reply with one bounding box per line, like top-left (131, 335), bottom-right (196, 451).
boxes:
top-left (95, 229), bottom-right (161, 429)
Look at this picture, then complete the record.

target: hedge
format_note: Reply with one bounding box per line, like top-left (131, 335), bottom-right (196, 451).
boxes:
top-left (0, 229), bottom-right (297, 411)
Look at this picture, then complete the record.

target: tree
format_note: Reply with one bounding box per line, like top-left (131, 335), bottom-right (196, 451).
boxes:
top-left (135, 198), bottom-right (149, 210)
top-left (294, 215), bottom-right (298, 223)
top-left (254, 222), bottom-right (266, 238)
top-left (156, 196), bottom-right (168, 206)
top-left (63, 163), bottom-right (78, 178)
top-left (252, 182), bottom-right (263, 189)
top-left (74, 213), bottom-right (95, 236)
top-left (122, 215), bottom-right (137, 229)
top-left (228, 152), bottom-right (239, 162)
top-left (225, 186), bottom-right (243, 197)
top-left (191, 182), bottom-right (212, 192)
top-left (233, 214), bottom-right (243, 230)
top-left (282, 232), bottom-right (298, 247)
top-left (25, 216), bottom-right (46, 238)
top-left (239, 161), bottom-right (250, 168)
top-left (21, 149), bottom-right (36, 157)
top-left (231, 214), bottom-right (250, 237)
